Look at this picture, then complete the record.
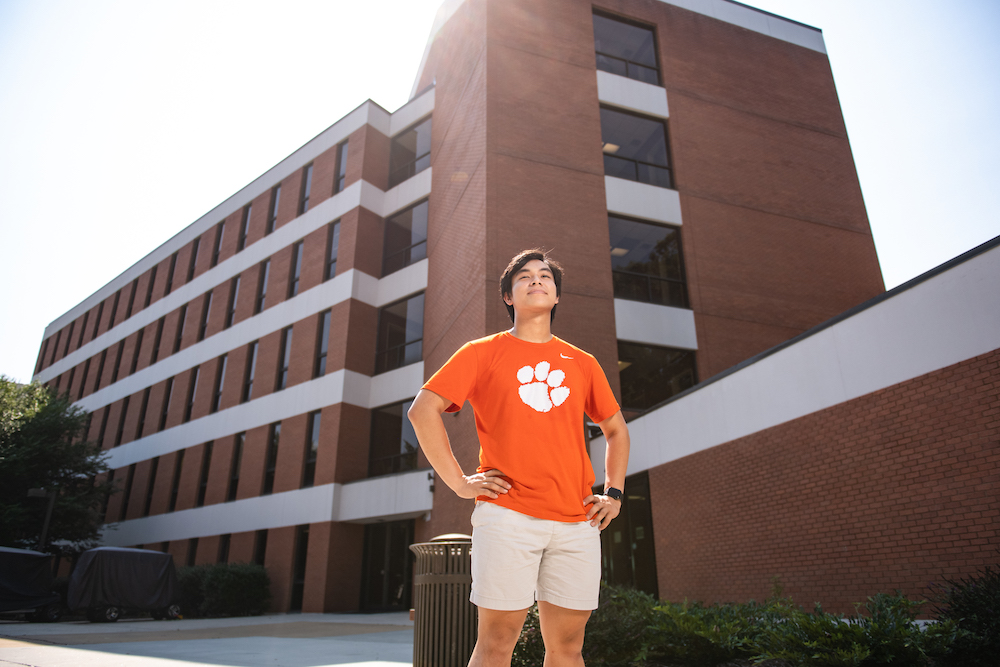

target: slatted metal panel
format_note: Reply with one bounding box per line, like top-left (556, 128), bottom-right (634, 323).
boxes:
top-left (410, 537), bottom-right (477, 667)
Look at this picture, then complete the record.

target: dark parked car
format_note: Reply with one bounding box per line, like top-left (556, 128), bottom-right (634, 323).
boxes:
top-left (69, 547), bottom-right (180, 622)
top-left (0, 546), bottom-right (63, 622)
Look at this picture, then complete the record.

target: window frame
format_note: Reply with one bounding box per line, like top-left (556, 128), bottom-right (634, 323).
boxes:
top-left (600, 105), bottom-right (674, 189)
top-left (388, 116), bottom-right (432, 188)
top-left (592, 9), bottom-right (662, 86)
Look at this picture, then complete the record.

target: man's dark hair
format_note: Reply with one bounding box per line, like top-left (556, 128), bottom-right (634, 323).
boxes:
top-left (500, 248), bottom-right (564, 323)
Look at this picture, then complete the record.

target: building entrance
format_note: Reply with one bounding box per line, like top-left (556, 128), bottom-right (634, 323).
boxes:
top-left (360, 519), bottom-right (415, 611)
top-left (599, 471), bottom-right (658, 596)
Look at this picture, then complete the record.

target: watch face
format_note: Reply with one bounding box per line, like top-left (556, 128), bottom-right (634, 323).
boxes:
top-left (606, 487), bottom-right (623, 501)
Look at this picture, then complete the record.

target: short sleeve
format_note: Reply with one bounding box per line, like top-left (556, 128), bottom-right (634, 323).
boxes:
top-left (423, 342), bottom-right (479, 413)
top-left (584, 354), bottom-right (620, 424)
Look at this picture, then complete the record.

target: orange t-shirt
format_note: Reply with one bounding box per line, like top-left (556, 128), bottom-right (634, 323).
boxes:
top-left (423, 332), bottom-right (620, 522)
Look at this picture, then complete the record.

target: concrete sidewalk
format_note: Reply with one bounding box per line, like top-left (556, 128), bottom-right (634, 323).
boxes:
top-left (0, 612), bottom-right (413, 667)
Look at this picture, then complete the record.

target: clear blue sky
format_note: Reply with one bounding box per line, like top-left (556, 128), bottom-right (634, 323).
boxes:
top-left (1, 0), bottom-right (998, 384)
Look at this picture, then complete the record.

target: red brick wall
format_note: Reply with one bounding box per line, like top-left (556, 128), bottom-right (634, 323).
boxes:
top-left (649, 348), bottom-right (1000, 614)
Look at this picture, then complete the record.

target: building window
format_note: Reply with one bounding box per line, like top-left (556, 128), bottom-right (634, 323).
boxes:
top-left (302, 410), bottom-right (321, 488)
top-left (108, 291), bottom-right (121, 330)
top-left (211, 354), bottom-right (227, 413)
top-left (184, 366), bottom-right (200, 423)
top-left (388, 116), bottom-right (432, 188)
top-left (79, 358), bottom-right (91, 398)
top-left (314, 310), bottom-right (331, 378)
top-left (158, 376), bottom-right (174, 432)
top-left (609, 215), bottom-right (688, 308)
top-left (288, 241), bottom-right (303, 298)
top-left (125, 279), bottom-right (138, 319)
top-left (78, 312), bottom-right (89, 348)
top-left (96, 406), bottom-right (111, 447)
top-left (218, 534), bottom-right (231, 564)
top-left (165, 252), bottom-right (178, 296)
top-left (66, 368), bottom-right (77, 399)
top-left (119, 464), bottom-right (136, 522)
top-left (333, 139), bottom-right (349, 193)
top-left (93, 349), bottom-right (107, 394)
top-left (49, 332), bottom-right (61, 366)
top-left (174, 304), bottom-right (188, 354)
top-left (142, 457), bottom-right (159, 517)
top-left (593, 11), bottom-right (660, 85)
top-left (198, 290), bottom-right (213, 342)
top-left (92, 301), bottom-right (104, 340)
top-left (266, 185), bottom-right (281, 235)
top-left (129, 329), bottom-right (144, 376)
top-left (113, 396), bottom-right (130, 447)
top-left (262, 423), bottom-right (280, 495)
top-left (276, 326), bottom-right (293, 391)
top-left (227, 432), bottom-right (244, 502)
top-left (242, 341), bottom-right (258, 403)
top-left (110, 340), bottom-right (125, 383)
top-left (600, 107), bottom-right (673, 189)
top-left (168, 450), bottom-right (184, 512)
top-left (187, 237), bottom-right (201, 282)
top-left (375, 293), bottom-right (424, 374)
top-left (255, 260), bottom-right (270, 314)
top-left (63, 322), bottom-right (75, 357)
top-left (225, 276), bottom-right (240, 329)
top-left (136, 387), bottom-right (151, 439)
top-left (383, 200), bottom-right (428, 276)
top-left (144, 266), bottom-right (157, 308)
top-left (211, 221), bottom-right (225, 267)
top-left (369, 399), bottom-right (418, 477)
top-left (253, 530), bottom-right (268, 565)
top-left (238, 204), bottom-right (251, 252)
top-left (618, 341), bottom-right (696, 412)
top-left (298, 164), bottom-right (313, 215)
top-left (151, 317), bottom-right (165, 364)
top-left (186, 538), bottom-right (198, 566)
top-left (324, 222), bottom-right (339, 281)
top-left (196, 441), bottom-right (213, 507)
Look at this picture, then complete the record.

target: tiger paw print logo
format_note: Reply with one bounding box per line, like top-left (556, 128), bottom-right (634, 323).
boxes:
top-left (517, 361), bottom-right (570, 413)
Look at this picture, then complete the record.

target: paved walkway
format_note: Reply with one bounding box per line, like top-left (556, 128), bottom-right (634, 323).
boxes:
top-left (0, 612), bottom-right (413, 667)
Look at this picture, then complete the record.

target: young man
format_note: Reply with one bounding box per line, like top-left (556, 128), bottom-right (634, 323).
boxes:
top-left (408, 248), bottom-right (631, 667)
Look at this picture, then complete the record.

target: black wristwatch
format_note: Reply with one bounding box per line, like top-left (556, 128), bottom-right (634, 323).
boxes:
top-left (604, 487), bottom-right (623, 502)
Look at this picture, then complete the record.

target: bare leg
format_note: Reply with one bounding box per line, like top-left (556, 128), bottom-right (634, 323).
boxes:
top-left (538, 600), bottom-right (591, 667)
top-left (468, 606), bottom-right (530, 667)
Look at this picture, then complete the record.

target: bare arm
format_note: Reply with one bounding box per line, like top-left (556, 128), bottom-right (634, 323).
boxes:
top-left (584, 410), bottom-right (630, 529)
top-left (407, 389), bottom-right (510, 499)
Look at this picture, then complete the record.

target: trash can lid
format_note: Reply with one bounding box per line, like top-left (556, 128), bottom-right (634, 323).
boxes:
top-left (430, 533), bottom-right (472, 542)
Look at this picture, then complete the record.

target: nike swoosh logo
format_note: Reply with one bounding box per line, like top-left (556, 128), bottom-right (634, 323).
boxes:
top-left (560, 353), bottom-right (573, 359)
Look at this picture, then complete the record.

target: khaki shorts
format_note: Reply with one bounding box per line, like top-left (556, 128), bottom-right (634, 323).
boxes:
top-left (470, 501), bottom-right (601, 611)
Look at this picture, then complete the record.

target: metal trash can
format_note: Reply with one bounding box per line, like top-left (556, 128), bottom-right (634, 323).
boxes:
top-left (410, 533), bottom-right (477, 667)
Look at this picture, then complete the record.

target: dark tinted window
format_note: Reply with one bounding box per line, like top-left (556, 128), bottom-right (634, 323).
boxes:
top-left (369, 399), bottom-right (418, 477)
top-left (609, 216), bottom-right (687, 308)
top-left (593, 12), bottom-right (660, 85)
top-left (383, 200), bottom-right (428, 276)
top-left (375, 293), bottom-right (424, 374)
top-left (618, 341), bottom-right (696, 411)
top-left (334, 140), bottom-right (349, 193)
top-left (600, 107), bottom-right (672, 189)
top-left (388, 117), bottom-right (432, 187)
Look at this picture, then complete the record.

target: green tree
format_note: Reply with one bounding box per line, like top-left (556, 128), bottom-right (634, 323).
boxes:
top-left (0, 376), bottom-right (112, 553)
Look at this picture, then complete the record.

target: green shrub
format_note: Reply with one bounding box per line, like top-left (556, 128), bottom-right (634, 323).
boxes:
top-left (752, 592), bottom-right (957, 667)
top-left (201, 562), bottom-right (271, 616)
top-left (175, 562), bottom-right (270, 618)
top-left (931, 563), bottom-right (1000, 667)
top-left (583, 585), bottom-right (661, 666)
top-left (511, 603), bottom-right (543, 667)
top-left (176, 564), bottom-right (209, 617)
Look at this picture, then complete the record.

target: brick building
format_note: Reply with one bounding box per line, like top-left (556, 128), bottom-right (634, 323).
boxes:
top-left (34, 0), bottom-right (994, 614)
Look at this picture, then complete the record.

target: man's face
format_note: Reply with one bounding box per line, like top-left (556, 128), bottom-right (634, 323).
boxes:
top-left (504, 259), bottom-right (559, 316)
